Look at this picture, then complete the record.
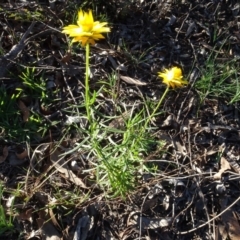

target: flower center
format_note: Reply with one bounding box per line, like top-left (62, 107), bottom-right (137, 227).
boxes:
top-left (167, 71), bottom-right (174, 81)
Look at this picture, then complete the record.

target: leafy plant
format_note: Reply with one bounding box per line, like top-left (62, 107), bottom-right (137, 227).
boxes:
top-left (63, 101), bottom-right (164, 198)
top-left (195, 51), bottom-right (240, 104)
top-left (0, 67), bottom-right (59, 142)
top-left (19, 67), bottom-right (47, 100)
top-left (0, 87), bottom-right (23, 140)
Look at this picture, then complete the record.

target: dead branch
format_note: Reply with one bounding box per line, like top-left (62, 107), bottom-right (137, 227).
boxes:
top-left (0, 21), bottom-right (36, 78)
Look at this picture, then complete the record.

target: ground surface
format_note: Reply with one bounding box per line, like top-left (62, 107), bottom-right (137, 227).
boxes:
top-left (0, 0), bottom-right (240, 239)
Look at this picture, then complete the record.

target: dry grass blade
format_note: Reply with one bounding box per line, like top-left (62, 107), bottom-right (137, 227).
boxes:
top-left (120, 75), bottom-right (147, 86)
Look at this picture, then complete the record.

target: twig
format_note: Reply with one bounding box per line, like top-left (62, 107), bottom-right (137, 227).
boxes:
top-left (139, 191), bottom-right (151, 240)
top-left (177, 196), bottom-right (240, 235)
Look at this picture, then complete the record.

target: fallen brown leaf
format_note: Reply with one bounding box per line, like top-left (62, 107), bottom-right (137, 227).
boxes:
top-left (51, 148), bottom-right (88, 189)
top-left (0, 146), bottom-right (8, 163)
top-left (16, 149), bottom-right (28, 159)
top-left (213, 157), bottom-right (231, 180)
top-left (18, 99), bottom-right (30, 122)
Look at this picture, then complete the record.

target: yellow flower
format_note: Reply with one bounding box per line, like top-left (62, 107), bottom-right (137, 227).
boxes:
top-left (62, 9), bottom-right (110, 46)
top-left (158, 67), bottom-right (188, 88)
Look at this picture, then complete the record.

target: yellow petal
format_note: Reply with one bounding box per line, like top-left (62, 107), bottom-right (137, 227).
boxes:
top-left (93, 22), bottom-right (110, 32)
top-left (78, 10), bottom-right (84, 22)
top-left (63, 9), bottom-right (110, 45)
top-left (158, 67), bottom-right (188, 88)
top-left (62, 25), bottom-right (83, 36)
top-left (92, 33), bottom-right (105, 39)
top-left (85, 10), bottom-right (94, 24)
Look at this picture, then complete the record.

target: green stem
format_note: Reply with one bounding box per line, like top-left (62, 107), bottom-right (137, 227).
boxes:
top-left (85, 43), bottom-right (90, 122)
top-left (145, 86), bottom-right (170, 128)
